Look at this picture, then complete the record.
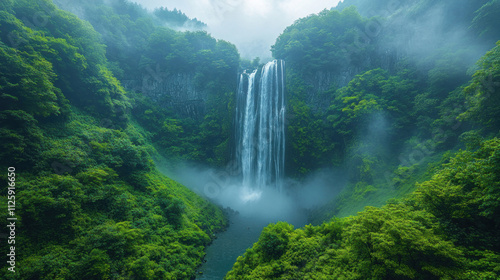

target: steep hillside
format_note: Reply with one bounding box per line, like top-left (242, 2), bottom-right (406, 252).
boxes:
top-left (272, 0), bottom-right (500, 218)
top-left (53, 0), bottom-right (240, 166)
top-left (0, 1), bottom-right (227, 279)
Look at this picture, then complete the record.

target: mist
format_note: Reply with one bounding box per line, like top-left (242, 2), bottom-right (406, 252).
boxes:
top-left (157, 159), bottom-right (344, 225)
top-left (372, 0), bottom-right (491, 69)
top-left (133, 0), bottom-right (342, 59)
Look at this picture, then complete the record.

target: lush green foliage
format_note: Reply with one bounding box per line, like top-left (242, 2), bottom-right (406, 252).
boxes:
top-left (51, 0), bottom-right (239, 166)
top-left (472, 0), bottom-right (500, 44)
top-left (226, 138), bottom-right (500, 279)
top-left (412, 138), bottom-right (500, 251)
top-left (89, 0), bottom-right (236, 195)
top-left (272, 7), bottom-right (374, 74)
top-left (328, 68), bottom-right (415, 146)
top-left (461, 41), bottom-right (500, 130)
top-left (253, 1), bottom-right (500, 277)
top-left (134, 27), bottom-right (238, 165)
top-left (285, 73), bottom-right (336, 174)
top-left (153, 7), bottom-right (206, 30)
top-left (2, 0), bottom-right (500, 279)
top-left (0, 1), bottom-right (227, 279)
top-left (1, 0), bottom-right (130, 123)
top-left (274, 0), bottom-right (500, 221)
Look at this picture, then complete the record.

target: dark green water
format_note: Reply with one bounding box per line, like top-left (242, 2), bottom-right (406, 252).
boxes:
top-left (196, 212), bottom-right (307, 279)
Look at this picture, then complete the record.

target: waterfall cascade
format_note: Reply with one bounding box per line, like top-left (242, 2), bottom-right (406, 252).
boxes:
top-left (235, 60), bottom-right (286, 190)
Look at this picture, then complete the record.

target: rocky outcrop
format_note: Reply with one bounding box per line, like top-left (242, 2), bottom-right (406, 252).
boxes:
top-left (297, 51), bottom-right (398, 113)
top-left (123, 72), bottom-right (207, 119)
top-left (298, 66), bottom-right (365, 113)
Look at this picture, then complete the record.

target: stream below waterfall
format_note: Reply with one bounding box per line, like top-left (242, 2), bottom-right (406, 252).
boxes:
top-left (196, 210), bottom-right (307, 279)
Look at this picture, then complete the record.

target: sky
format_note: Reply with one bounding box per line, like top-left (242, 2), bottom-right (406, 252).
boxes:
top-left (134, 0), bottom-right (343, 60)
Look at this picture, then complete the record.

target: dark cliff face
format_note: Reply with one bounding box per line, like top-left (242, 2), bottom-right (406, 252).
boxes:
top-left (124, 73), bottom-right (207, 119)
top-left (291, 56), bottom-right (379, 113)
top-left (301, 66), bottom-right (367, 112)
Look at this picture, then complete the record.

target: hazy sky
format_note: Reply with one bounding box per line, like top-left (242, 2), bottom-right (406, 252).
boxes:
top-left (134, 0), bottom-right (342, 59)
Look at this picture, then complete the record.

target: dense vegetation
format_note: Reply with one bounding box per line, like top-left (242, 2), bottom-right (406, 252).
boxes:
top-left (153, 7), bottom-right (206, 30)
top-left (226, 0), bottom-right (500, 278)
top-left (0, 0), bottom-right (230, 279)
top-left (272, 0), bottom-right (500, 218)
top-left (1, 0), bottom-right (500, 279)
top-left (52, 0), bottom-right (239, 166)
top-left (278, 0), bottom-right (494, 173)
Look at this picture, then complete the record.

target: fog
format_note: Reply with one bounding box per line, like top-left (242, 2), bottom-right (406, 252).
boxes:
top-left (157, 159), bottom-right (344, 225)
top-left (134, 0), bottom-right (342, 59)
top-left (351, 0), bottom-right (494, 77)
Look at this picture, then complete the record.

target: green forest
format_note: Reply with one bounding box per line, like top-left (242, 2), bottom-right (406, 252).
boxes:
top-left (1, 0), bottom-right (500, 279)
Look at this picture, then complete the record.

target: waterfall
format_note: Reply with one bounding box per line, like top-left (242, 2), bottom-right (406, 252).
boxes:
top-left (235, 60), bottom-right (285, 190)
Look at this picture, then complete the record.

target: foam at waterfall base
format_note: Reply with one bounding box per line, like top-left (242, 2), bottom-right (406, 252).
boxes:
top-left (214, 183), bottom-right (305, 223)
top-left (159, 162), bottom-right (343, 226)
top-left (239, 186), bottom-right (262, 203)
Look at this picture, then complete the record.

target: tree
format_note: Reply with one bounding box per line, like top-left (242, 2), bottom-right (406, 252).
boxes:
top-left (413, 138), bottom-right (500, 250)
top-left (460, 41), bottom-right (500, 130)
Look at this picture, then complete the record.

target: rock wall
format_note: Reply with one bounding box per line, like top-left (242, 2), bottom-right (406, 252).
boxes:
top-left (123, 72), bottom-right (207, 119)
top-left (300, 68), bottom-right (358, 112)
top-left (297, 51), bottom-right (398, 113)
